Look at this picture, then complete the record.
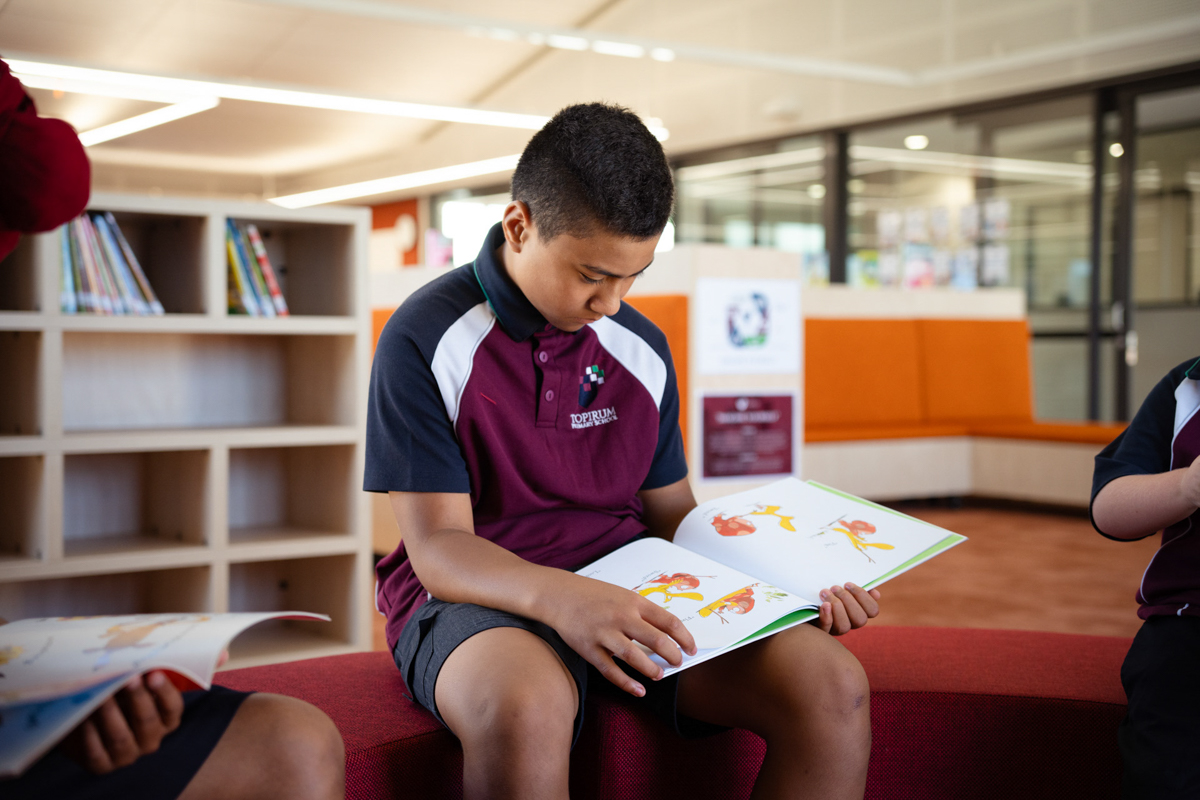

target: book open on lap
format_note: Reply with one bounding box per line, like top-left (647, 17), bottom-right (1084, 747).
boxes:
top-left (0, 611), bottom-right (328, 777)
top-left (577, 478), bottom-right (965, 677)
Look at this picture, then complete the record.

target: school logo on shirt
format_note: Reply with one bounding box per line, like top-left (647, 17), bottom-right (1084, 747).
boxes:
top-left (579, 365), bottom-right (605, 408)
top-left (571, 406), bottom-right (618, 430)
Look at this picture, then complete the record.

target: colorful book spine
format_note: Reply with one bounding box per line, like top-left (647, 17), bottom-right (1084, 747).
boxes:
top-left (226, 221), bottom-right (260, 316)
top-left (83, 215), bottom-right (126, 314)
top-left (60, 228), bottom-right (77, 314)
top-left (93, 213), bottom-right (149, 315)
top-left (74, 218), bottom-right (113, 315)
top-left (233, 222), bottom-right (273, 317)
top-left (104, 212), bottom-right (164, 315)
top-left (68, 219), bottom-right (96, 313)
top-left (235, 226), bottom-right (273, 316)
top-left (245, 224), bottom-right (288, 315)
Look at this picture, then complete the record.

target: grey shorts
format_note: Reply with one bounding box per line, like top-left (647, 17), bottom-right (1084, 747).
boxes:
top-left (392, 597), bottom-right (724, 747)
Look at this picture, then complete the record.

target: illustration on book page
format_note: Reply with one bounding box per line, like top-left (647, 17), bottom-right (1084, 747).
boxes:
top-left (578, 537), bottom-right (810, 674)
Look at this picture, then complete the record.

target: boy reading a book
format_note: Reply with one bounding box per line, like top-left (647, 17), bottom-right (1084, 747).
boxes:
top-left (367, 103), bottom-right (882, 800)
top-left (1092, 356), bottom-right (1200, 799)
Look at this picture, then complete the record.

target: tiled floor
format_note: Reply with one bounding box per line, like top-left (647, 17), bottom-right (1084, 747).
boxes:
top-left (371, 501), bottom-right (1161, 651)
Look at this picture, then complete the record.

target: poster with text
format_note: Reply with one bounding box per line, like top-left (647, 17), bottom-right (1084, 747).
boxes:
top-left (702, 393), bottom-right (795, 480)
top-left (696, 278), bottom-right (801, 375)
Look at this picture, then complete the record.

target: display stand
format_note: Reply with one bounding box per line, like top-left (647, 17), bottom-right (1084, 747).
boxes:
top-left (0, 192), bottom-right (372, 668)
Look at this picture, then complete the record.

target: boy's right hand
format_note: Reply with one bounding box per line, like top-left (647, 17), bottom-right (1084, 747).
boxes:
top-left (546, 575), bottom-right (697, 697)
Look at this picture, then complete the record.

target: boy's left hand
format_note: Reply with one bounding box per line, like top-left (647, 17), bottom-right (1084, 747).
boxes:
top-left (817, 583), bottom-right (881, 635)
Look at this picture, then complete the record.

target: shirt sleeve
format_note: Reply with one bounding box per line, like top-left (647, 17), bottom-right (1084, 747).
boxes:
top-left (363, 310), bottom-right (471, 494)
top-left (1089, 364), bottom-right (1185, 539)
top-left (640, 337), bottom-right (688, 491)
top-left (0, 60), bottom-right (90, 234)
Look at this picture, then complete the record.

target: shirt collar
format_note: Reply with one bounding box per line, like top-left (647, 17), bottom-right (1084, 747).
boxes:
top-left (472, 222), bottom-right (549, 342)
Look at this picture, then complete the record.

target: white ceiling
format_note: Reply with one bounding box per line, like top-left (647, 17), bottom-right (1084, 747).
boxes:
top-left (3, 0), bottom-right (1199, 204)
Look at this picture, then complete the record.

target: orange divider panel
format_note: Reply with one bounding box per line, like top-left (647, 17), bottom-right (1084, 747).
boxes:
top-left (804, 319), bottom-right (924, 429)
top-left (623, 295), bottom-right (689, 453)
top-left (918, 319), bottom-right (1033, 423)
top-left (372, 308), bottom-right (396, 355)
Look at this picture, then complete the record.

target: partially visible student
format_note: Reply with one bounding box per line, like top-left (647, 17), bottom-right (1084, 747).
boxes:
top-left (1092, 356), bottom-right (1200, 800)
top-left (0, 57), bottom-right (90, 260)
top-left (0, 60), bottom-right (347, 800)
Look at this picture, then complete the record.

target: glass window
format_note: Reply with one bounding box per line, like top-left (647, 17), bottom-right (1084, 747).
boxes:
top-left (675, 137), bottom-right (826, 281)
top-left (848, 98), bottom-right (1096, 420)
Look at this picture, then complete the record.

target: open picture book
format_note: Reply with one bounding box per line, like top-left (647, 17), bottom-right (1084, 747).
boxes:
top-left (0, 611), bottom-right (327, 777)
top-left (577, 477), bottom-right (966, 676)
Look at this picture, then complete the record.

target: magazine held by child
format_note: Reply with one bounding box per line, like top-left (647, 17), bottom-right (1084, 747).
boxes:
top-left (578, 477), bottom-right (966, 675)
top-left (0, 611), bottom-right (328, 777)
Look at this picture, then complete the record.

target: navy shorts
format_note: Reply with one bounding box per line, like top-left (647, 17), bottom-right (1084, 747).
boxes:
top-left (3, 685), bottom-right (251, 800)
top-left (392, 597), bottom-right (724, 748)
top-left (1119, 615), bottom-right (1200, 799)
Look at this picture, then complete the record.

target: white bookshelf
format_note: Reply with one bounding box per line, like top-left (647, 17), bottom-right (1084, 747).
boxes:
top-left (0, 192), bottom-right (373, 669)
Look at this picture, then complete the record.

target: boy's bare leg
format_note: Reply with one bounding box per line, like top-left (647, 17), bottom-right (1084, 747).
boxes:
top-left (179, 693), bottom-right (345, 800)
top-left (436, 627), bottom-right (579, 800)
top-left (677, 623), bottom-right (871, 800)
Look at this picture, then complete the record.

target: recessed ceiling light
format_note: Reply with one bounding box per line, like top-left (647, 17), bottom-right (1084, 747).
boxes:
top-left (807, 184), bottom-right (827, 199)
top-left (8, 57), bottom-right (549, 130)
top-left (1109, 142), bottom-right (1124, 157)
top-left (269, 154), bottom-right (522, 208)
top-left (904, 134), bottom-right (929, 150)
top-left (592, 40), bottom-right (644, 58)
top-left (546, 34), bottom-right (588, 51)
top-left (649, 48), bottom-right (676, 62)
top-left (78, 98), bottom-right (220, 146)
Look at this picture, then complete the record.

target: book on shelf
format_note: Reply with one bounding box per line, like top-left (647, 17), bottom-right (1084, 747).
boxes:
top-left (226, 220), bottom-right (288, 316)
top-left (577, 477), bottom-right (966, 676)
top-left (0, 611), bottom-right (329, 777)
top-left (60, 213), bottom-right (164, 316)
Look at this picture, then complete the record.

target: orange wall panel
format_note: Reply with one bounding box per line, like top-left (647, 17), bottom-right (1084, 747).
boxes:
top-left (624, 295), bottom-right (689, 452)
top-left (805, 319), bottom-right (924, 428)
top-left (917, 319), bottom-right (1033, 423)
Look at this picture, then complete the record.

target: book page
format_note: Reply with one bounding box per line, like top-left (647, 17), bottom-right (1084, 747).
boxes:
top-left (577, 537), bottom-right (811, 677)
top-left (0, 611), bottom-right (328, 777)
top-left (674, 478), bottom-right (965, 603)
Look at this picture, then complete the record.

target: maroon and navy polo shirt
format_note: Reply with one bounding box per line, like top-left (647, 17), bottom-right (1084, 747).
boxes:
top-left (1092, 357), bottom-right (1200, 620)
top-left (365, 223), bottom-right (688, 649)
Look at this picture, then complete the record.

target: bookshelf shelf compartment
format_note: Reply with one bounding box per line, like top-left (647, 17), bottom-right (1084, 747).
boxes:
top-left (227, 554), bottom-right (355, 664)
top-left (0, 330), bottom-right (41, 436)
top-left (0, 236), bottom-right (38, 312)
top-left (0, 455), bottom-right (43, 561)
top-left (64, 450), bottom-right (208, 557)
top-left (228, 218), bottom-right (354, 318)
top-left (92, 210), bottom-right (208, 315)
top-left (229, 444), bottom-right (354, 544)
top-left (62, 332), bottom-right (355, 431)
top-left (0, 566), bottom-right (211, 618)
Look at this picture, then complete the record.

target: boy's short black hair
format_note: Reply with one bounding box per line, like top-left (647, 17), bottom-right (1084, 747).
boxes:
top-left (511, 102), bottom-right (673, 241)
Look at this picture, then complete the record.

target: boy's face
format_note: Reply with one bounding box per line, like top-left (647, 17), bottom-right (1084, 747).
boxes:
top-left (500, 202), bottom-right (659, 333)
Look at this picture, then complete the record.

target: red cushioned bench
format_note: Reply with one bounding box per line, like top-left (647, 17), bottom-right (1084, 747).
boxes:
top-left (218, 626), bottom-right (1129, 799)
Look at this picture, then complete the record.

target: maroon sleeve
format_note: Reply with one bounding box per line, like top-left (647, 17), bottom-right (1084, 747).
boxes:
top-left (0, 59), bottom-right (91, 235)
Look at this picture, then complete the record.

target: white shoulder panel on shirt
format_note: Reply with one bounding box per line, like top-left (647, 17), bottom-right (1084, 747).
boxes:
top-left (431, 302), bottom-right (496, 426)
top-left (589, 315), bottom-right (667, 410)
top-left (1172, 377), bottom-right (1200, 468)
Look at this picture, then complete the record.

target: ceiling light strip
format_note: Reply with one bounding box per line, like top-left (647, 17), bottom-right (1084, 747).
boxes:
top-left (7, 56), bottom-right (549, 130)
top-left (78, 98), bottom-right (221, 146)
top-left (269, 154), bottom-right (522, 208)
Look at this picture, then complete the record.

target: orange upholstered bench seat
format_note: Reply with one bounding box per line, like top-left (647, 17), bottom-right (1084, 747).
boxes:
top-left (805, 422), bottom-right (970, 443)
top-left (970, 420), bottom-right (1126, 446)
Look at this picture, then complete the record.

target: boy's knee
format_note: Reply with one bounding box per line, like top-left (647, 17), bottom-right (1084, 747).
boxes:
top-left (244, 694), bottom-right (345, 800)
top-left (773, 632), bottom-right (870, 720)
top-left (470, 678), bottom-right (577, 751)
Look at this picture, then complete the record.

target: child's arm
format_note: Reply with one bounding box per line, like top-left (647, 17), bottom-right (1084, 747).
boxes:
top-left (1092, 455), bottom-right (1200, 540)
top-left (390, 490), bottom-right (697, 697)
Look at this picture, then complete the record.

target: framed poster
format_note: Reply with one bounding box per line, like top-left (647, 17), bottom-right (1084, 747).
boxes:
top-left (695, 278), bottom-right (801, 376)
top-left (701, 392), bottom-right (796, 480)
